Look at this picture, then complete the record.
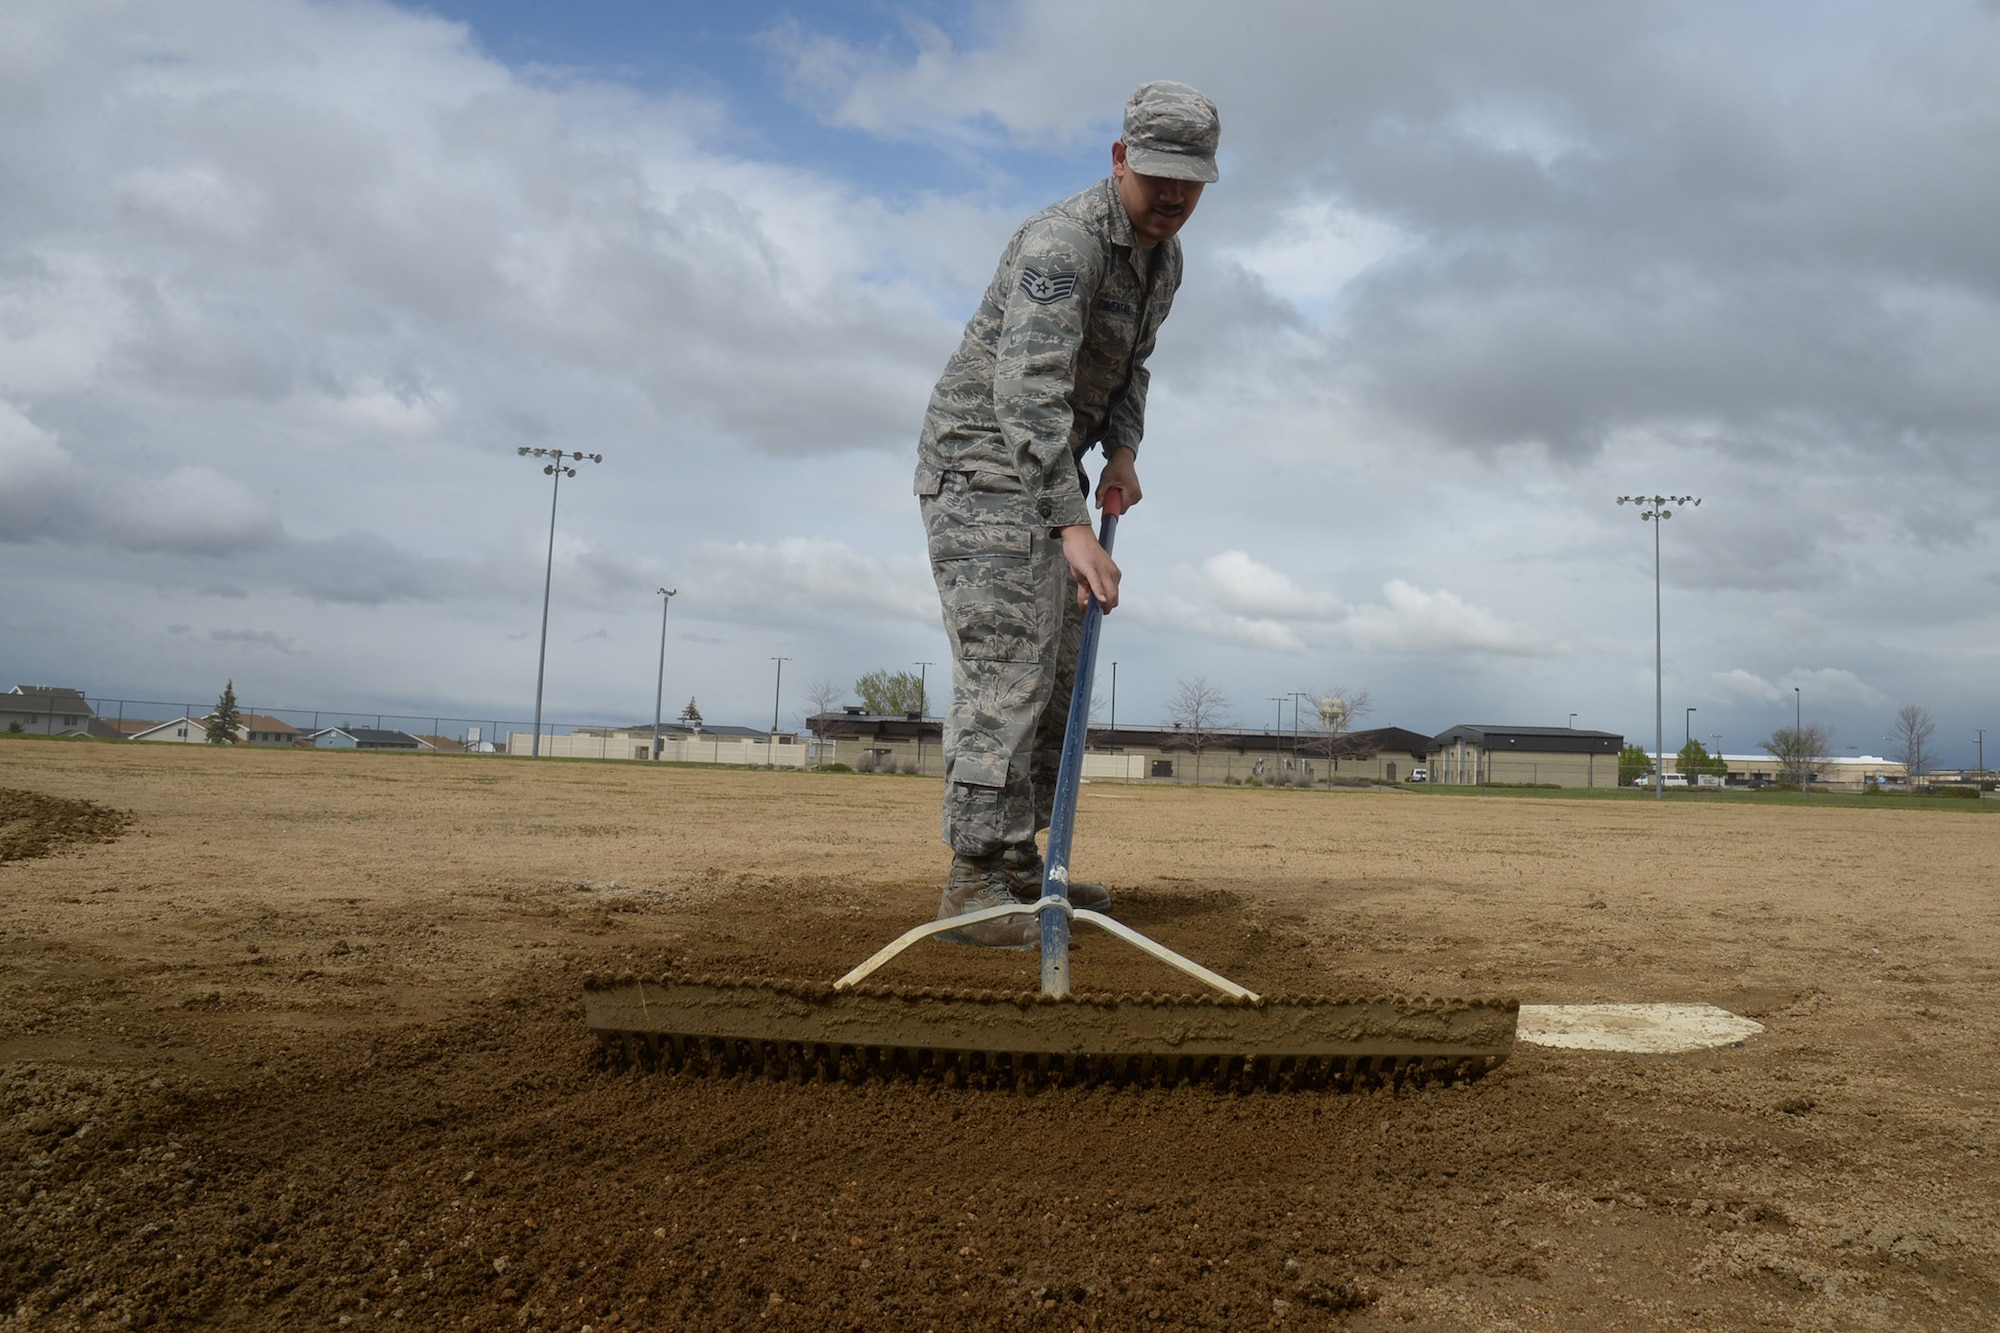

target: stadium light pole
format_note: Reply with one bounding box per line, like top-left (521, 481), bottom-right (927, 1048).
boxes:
top-left (520, 447), bottom-right (603, 758)
top-left (1685, 707), bottom-right (1697, 751)
top-left (651, 588), bottom-right (677, 760)
top-left (1268, 697), bottom-right (1285, 772)
top-left (1978, 729), bottom-right (1986, 782)
top-left (914, 660), bottom-right (933, 775)
top-left (1794, 686), bottom-right (1802, 789)
top-left (1617, 493), bottom-right (1699, 799)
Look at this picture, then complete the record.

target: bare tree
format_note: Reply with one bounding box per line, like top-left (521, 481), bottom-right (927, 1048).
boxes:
top-left (802, 677), bottom-right (844, 720)
top-left (1762, 723), bottom-right (1833, 788)
top-left (1085, 691), bottom-right (1109, 747)
top-left (1891, 704), bottom-right (1934, 779)
top-left (1166, 676), bottom-right (1233, 784)
top-left (1298, 685), bottom-right (1372, 781)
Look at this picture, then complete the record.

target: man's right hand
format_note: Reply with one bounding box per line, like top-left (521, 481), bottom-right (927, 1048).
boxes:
top-left (1060, 525), bottom-right (1120, 611)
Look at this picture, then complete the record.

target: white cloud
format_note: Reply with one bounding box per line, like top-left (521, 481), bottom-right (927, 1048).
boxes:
top-left (1780, 667), bottom-right (1888, 711)
top-left (1345, 579), bottom-right (1564, 658)
top-left (1711, 665), bottom-right (1888, 711)
top-left (1712, 667), bottom-right (1782, 703)
top-left (1136, 551), bottom-right (1343, 654)
top-left (687, 537), bottom-right (936, 625)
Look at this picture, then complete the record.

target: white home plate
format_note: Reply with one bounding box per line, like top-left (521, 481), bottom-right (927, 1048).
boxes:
top-left (1516, 1003), bottom-right (1764, 1054)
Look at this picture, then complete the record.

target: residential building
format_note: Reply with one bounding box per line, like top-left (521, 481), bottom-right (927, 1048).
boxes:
top-left (2, 685), bottom-right (94, 736)
top-left (306, 726), bottom-right (423, 750)
top-left (130, 717), bottom-right (211, 744)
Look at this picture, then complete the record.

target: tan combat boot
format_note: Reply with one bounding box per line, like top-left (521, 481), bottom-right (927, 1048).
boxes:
top-left (935, 852), bottom-right (1039, 949)
top-left (1004, 844), bottom-right (1111, 912)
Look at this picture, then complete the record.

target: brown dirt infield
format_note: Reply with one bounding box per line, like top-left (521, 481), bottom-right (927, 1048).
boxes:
top-left (1, 740), bottom-right (1996, 1331)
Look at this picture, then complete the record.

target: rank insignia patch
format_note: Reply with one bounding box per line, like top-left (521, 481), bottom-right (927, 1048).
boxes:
top-left (1019, 266), bottom-right (1079, 304)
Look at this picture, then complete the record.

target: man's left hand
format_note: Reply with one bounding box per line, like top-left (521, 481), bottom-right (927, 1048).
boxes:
top-left (1097, 447), bottom-right (1142, 509)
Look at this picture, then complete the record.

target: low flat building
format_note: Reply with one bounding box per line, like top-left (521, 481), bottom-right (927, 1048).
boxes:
top-left (804, 712), bottom-right (1436, 784)
top-left (1426, 725), bottom-right (1623, 788)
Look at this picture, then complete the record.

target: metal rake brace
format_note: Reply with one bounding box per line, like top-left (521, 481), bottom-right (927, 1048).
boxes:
top-left (836, 487), bottom-right (1261, 1003)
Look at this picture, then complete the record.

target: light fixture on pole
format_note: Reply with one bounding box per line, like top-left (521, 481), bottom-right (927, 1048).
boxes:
top-left (914, 660), bottom-right (933, 775)
top-left (1291, 692), bottom-right (1313, 774)
top-left (769, 657), bottom-right (790, 762)
top-left (1978, 729), bottom-right (1986, 783)
top-left (1616, 493), bottom-right (1700, 799)
top-left (651, 588), bottom-right (677, 760)
top-left (1685, 707), bottom-right (1697, 750)
top-left (1108, 661), bottom-right (1118, 749)
top-left (1268, 697), bottom-right (1286, 772)
top-left (519, 447), bottom-right (604, 758)
top-left (1800, 684), bottom-right (1816, 788)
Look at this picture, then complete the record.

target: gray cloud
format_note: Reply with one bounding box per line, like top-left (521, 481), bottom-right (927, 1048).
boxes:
top-left (6, 0), bottom-right (1999, 762)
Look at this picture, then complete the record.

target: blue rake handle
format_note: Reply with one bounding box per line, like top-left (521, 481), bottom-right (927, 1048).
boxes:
top-left (1039, 487), bottom-right (1124, 997)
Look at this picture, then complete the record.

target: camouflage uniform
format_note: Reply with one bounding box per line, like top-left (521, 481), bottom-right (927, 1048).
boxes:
top-left (915, 174), bottom-right (1185, 857)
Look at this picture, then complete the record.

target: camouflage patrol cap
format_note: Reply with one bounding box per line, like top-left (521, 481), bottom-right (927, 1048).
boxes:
top-left (1122, 81), bottom-right (1220, 183)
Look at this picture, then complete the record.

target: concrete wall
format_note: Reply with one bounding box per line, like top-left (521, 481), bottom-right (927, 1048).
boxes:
top-left (509, 731), bottom-right (808, 767)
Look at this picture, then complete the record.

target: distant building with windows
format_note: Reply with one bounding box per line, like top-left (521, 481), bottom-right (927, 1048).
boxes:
top-left (1424, 725), bottom-right (1623, 788)
top-left (2, 685), bottom-right (95, 736)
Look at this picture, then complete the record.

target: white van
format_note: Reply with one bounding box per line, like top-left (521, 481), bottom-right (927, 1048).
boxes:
top-left (1408, 766), bottom-right (1428, 783)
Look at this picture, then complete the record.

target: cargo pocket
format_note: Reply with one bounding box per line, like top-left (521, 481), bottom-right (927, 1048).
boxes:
top-left (928, 521), bottom-right (1051, 664)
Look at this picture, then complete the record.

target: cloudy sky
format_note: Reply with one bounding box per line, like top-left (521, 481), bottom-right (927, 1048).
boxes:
top-left (5, 0), bottom-right (1998, 764)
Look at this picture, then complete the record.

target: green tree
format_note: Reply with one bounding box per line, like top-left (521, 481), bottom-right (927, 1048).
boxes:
top-left (1618, 743), bottom-right (1650, 786)
top-left (855, 669), bottom-right (925, 715)
top-left (1676, 738), bottom-right (1727, 781)
top-left (206, 679), bottom-right (243, 745)
top-left (677, 697), bottom-right (703, 729)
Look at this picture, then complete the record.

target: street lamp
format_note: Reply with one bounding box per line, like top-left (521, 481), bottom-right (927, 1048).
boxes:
top-left (914, 660), bottom-right (933, 775)
top-left (1616, 493), bottom-right (1700, 799)
top-left (1269, 697), bottom-right (1286, 774)
top-left (1291, 691), bottom-right (1313, 775)
top-left (519, 447), bottom-right (603, 758)
top-left (651, 588), bottom-right (677, 760)
top-left (770, 656), bottom-right (790, 747)
top-left (1109, 661), bottom-right (1118, 748)
top-left (1685, 707), bottom-right (1697, 752)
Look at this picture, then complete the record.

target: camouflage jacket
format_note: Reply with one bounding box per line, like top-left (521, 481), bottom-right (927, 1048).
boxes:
top-left (914, 177), bottom-right (1183, 530)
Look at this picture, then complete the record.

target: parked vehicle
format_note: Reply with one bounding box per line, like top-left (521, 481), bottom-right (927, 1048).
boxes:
top-left (1408, 767), bottom-right (1428, 783)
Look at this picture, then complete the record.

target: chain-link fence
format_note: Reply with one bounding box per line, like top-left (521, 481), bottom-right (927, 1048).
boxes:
top-left (7, 694), bottom-right (752, 757)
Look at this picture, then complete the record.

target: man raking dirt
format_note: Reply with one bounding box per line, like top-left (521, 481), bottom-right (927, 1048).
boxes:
top-left (585, 84), bottom-right (1519, 1089)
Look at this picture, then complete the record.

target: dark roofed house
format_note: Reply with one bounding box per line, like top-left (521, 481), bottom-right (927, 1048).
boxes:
top-left (2, 685), bottom-right (95, 736)
top-left (1425, 724), bottom-right (1622, 788)
top-left (236, 714), bottom-right (302, 747)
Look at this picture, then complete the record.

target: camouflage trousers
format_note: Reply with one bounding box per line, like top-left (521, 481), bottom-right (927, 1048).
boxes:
top-left (921, 470), bottom-right (1085, 857)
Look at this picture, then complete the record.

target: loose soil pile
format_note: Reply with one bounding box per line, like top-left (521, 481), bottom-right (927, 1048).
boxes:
top-left (0, 787), bottom-right (131, 864)
top-left (2, 742), bottom-right (1996, 1330)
